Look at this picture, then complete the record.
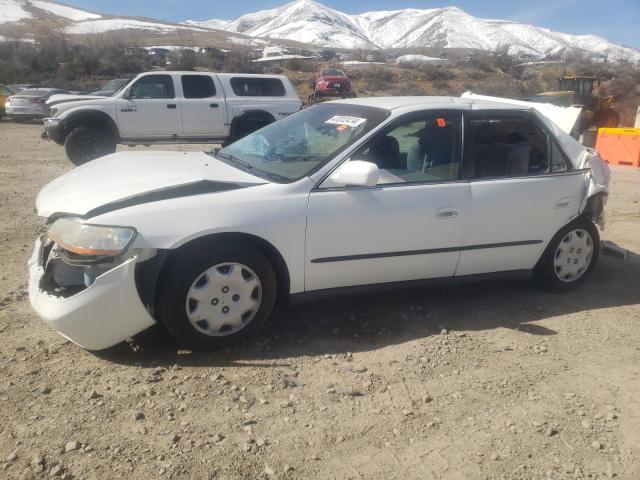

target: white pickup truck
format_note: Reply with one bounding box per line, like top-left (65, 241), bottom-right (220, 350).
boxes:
top-left (44, 71), bottom-right (302, 164)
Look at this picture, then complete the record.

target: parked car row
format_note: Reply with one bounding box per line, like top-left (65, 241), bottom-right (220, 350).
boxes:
top-left (27, 91), bottom-right (610, 351)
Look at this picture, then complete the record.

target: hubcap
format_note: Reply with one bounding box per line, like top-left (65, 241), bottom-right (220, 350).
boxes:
top-left (185, 263), bottom-right (262, 337)
top-left (553, 229), bottom-right (593, 283)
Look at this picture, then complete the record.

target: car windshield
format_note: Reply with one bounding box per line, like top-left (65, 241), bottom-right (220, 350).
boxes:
top-left (215, 103), bottom-right (389, 183)
top-left (322, 69), bottom-right (345, 76)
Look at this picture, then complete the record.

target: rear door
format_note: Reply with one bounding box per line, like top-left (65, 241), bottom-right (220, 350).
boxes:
top-left (179, 74), bottom-right (226, 137)
top-left (117, 74), bottom-right (180, 138)
top-left (455, 110), bottom-right (589, 276)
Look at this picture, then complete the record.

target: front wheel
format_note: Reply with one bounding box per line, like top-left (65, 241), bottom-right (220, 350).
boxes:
top-left (534, 217), bottom-right (599, 292)
top-left (156, 242), bottom-right (277, 349)
top-left (64, 127), bottom-right (116, 165)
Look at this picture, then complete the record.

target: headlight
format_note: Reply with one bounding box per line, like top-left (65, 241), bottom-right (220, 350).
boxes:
top-left (47, 218), bottom-right (136, 256)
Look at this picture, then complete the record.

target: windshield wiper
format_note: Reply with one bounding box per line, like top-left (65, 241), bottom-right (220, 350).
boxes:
top-left (216, 151), bottom-right (254, 170)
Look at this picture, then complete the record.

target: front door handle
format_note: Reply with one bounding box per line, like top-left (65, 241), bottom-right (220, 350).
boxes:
top-left (435, 206), bottom-right (460, 219)
top-left (167, 104), bottom-right (177, 109)
top-left (210, 103), bottom-right (219, 108)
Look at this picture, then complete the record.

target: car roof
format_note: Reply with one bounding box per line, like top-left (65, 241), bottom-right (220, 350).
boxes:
top-left (327, 96), bottom-right (528, 112)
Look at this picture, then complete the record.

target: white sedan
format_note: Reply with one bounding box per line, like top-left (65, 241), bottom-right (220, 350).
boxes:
top-left (28, 96), bottom-right (610, 350)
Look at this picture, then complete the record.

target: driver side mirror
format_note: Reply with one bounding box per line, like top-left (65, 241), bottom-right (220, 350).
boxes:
top-left (328, 160), bottom-right (380, 187)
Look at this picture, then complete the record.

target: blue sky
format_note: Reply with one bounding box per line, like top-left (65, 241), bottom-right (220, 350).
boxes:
top-left (66, 0), bottom-right (640, 49)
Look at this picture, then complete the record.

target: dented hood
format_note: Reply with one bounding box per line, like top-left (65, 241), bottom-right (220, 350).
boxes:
top-left (37, 151), bottom-right (265, 218)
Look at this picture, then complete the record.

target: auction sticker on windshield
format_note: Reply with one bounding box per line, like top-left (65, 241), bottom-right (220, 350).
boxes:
top-left (325, 116), bottom-right (367, 128)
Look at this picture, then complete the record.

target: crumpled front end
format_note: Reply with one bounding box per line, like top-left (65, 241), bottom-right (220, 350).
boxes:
top-left (578, 148), bottom-right (611, 229)
top-left (28, 236), bottom-right (156, 350)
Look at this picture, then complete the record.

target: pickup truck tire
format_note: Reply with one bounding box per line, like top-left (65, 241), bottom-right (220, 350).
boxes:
top-left (156, 242), bottom-right (277, 349)
top-left (223, 114), bottom-right (274, 147)
top-left (534, 216), bottom-right (599, 292)
top-left (65, 126), bottom-right (116, 165)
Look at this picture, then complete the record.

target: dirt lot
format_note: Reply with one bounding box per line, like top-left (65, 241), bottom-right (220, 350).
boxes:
top-left (0, 120), bottom-right (639, 480)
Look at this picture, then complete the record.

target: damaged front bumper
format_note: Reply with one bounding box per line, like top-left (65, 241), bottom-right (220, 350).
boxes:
top-left (28, 237), bottom-right (156, 350)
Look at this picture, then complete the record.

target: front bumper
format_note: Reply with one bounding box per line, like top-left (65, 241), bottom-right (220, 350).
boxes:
top-left (42, 117), bottom-right (63, 143)
top-left (28, 238), bottom-right (156, 350)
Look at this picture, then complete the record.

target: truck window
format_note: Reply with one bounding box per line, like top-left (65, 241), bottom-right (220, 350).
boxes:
top-left (128, 75), bottom-right (175, 99)
top-left (182, 75), bottom-right (216, 99)
top-left (230, 77), bottom-right (285, 97)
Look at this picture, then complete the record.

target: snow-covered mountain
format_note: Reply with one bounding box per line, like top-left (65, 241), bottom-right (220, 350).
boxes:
top-left (187, 0), bottom-right (640, 61)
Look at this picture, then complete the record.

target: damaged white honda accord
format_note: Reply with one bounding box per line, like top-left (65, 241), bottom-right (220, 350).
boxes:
top-left (28, 96), bottom-right (610, 350)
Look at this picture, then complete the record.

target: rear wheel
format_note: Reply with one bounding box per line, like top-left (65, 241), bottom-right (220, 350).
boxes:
top-left (156, 242), bottom-right (277, 349)
top-left (534, 217), bottom-right (599, 292)
top-left (64, 126), bottom-right (116, 165)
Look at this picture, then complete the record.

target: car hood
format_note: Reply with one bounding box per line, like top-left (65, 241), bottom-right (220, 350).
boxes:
top-left (47, 94), bottom-right (106, 107)
top-left (37, 151), bottom-right (266, 218)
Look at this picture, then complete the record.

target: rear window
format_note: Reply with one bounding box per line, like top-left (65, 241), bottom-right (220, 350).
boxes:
top-left (230, 77), bottom-right (285, 97)
top-left (321, 69), bottom-right (345, 77)
top-left (181, 75), bottom-right (216, 98)
top-left (17, 89), bottom-right (50, 96)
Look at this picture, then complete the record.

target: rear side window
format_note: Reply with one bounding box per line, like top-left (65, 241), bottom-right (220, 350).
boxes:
top-left (182, 75), bottom-right (216, 98)
top-left (128, 75), bottom-right (175, 99)
top-left (230, 77), bottom-right (285, 97)
top-left (468, 115), bottom-right (565, 178)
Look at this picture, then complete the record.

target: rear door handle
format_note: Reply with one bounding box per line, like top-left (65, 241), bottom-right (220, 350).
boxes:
top-left (210, 103), bottom-right (219, 108)
top-left (167, 104), bottom-right (177, 109)
top-left (435, 206), bottom-right (460, 219)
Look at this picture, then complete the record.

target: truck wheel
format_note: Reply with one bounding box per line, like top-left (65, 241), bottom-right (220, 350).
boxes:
top-left (64, 127), bottom-right (116, 165)
top-left (156, 242), bottom-right (277, 349)
top-left (223, 116), bottom-right (273, 147)
top-left (534, 216), bottom-right (599, 292)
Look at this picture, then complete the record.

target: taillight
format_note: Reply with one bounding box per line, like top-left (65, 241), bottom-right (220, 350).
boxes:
top-left (32, 98), bottom-right (45, 104)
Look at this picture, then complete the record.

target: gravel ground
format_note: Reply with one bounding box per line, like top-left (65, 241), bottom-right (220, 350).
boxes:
top-left (1, 119), bottom-right (639, 480)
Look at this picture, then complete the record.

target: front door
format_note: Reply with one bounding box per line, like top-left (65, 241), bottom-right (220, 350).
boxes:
top-left (117, 74), bottom-right (180, 138)
top-left (305, 111), bottom-right (471, 291)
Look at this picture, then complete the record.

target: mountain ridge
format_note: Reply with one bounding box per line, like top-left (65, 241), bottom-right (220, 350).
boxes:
top-left (186, 0), bottom-right (640, 61)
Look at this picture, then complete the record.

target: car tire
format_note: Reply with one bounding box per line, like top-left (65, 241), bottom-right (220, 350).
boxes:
top-left (534, 216), bottom-right (599, 292)
top-left (156, 242), bottom-right (278, 349)
top-left (64, 127), bottom-right (116, 165)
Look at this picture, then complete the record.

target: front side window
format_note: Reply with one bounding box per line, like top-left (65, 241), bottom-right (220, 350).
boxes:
top-left (350, 113), bottom-right (462, 184)
top-left (216, 104), bottom-right (390, 182)
top-left (128, 75), bottom-right (175, 99)
top-left (469, 116), bottom-right (559, 178)
top-left (230, 77), bottom-right (285, 97)
top-left (182, 75), bottom-right (216, 98)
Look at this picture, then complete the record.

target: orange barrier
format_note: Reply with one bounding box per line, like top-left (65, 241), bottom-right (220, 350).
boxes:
top-left (595, 128), bottom-right (640, 167)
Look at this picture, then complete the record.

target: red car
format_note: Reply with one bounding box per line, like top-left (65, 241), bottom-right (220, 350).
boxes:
top-left (309, 68), bottom-right (356, 105)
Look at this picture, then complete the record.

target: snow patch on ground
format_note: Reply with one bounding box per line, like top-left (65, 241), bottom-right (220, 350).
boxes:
top-left (0, 0), bottom-right (32, 23)
top-left (64, 19), bottom-right (205, 34)
top-left (29, 0), bottom-right (101, 21)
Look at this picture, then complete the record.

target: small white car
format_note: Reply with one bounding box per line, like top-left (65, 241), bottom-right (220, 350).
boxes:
top-left (28, 96), bottom-right (610, 350)
top-left (5, 88), bottom-right (70, 120)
